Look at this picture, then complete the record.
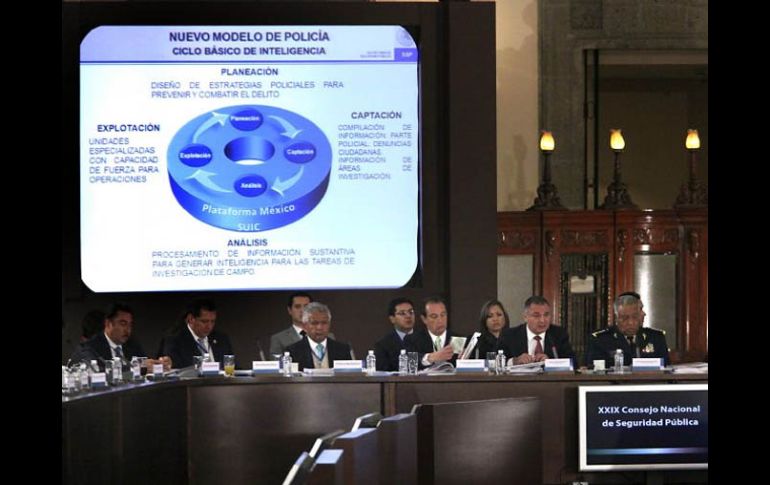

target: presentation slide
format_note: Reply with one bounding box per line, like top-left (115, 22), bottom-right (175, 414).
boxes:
top-left (80, 25), bottom-right (419, 292)
top-left (579, 384), bottom-right (708, 471)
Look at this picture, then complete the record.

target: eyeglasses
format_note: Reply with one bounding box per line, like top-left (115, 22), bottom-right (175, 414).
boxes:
top-left (395, 310), bottom-right (415, 316)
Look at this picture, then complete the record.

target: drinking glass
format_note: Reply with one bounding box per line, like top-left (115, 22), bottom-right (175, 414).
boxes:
top-left (224, 354), bottom-right (236, 377)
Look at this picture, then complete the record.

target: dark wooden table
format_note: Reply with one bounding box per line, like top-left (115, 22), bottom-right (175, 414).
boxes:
top-left (62, 372), bottom-right (708, 484)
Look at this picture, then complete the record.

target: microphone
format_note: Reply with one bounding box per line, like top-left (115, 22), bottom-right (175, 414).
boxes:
top-left (551, 346), bottom-right (559, 359)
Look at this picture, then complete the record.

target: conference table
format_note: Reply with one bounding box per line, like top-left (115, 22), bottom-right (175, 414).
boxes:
top-left (62, 372), bottom-right (707, 484)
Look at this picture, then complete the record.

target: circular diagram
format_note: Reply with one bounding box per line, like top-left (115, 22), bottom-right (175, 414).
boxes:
top-left (167, 105), bottom-right (332, 232)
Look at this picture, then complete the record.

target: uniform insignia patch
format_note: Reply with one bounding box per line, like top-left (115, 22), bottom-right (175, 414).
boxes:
top-left (643, 343), bottom-right (655, 353)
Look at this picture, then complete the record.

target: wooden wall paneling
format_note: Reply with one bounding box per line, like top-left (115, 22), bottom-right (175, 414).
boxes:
top-left (542, 211), bottom-right (614, 328)
top-left (497, 209), bottom-right (707, 364)
top-left (497, 211), bottom-right (542, 293)
top-left (677, 209), bottom-right (708, 361)
top-left (615, 210), bottom-right (682, 295)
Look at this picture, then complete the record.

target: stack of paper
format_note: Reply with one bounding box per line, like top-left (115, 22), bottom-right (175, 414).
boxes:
top-left (670, 362), bottom-right (708, 374)
top-left (506, 361), bottom-right (544, 374)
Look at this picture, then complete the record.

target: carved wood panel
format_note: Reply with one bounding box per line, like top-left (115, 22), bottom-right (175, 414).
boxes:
top-left (497, 209), bottom-right (708, 363)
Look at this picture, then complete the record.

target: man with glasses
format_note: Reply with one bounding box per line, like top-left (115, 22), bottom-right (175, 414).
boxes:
top-left (373, 297), bottom-right (416, 371)
top-left (586, 292), bottom-right (669, 368)
top-left (404, 296), bottom-right (456, 369)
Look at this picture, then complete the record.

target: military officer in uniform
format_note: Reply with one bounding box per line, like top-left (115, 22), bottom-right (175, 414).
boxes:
top-left (585, 292), bottom-right (669, 368)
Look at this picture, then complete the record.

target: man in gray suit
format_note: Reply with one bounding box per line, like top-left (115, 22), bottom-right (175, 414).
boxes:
top-left (269, 292), bottom-right (313, 359)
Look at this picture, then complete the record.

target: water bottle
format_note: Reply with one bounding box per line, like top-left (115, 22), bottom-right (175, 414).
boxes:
top-left (88, 360), bottom-right (99, 387)
top-left (62, 366), bottom-right (70, 395)
top-left (495, 350), bottom-right (506, 375)
top-left (281, 351), bottom-right (293, 377)
top-left (71, 367), bottom-right (82, 393)
top-left (366, 350), bottom-right (377, 375)
top-left (131, 357), bottom-right (142, 381)
top-left (112, 357), bottom-right (124, 384)
top-left (398, 349), bottom-right (409, 376)
top-left (614, 348), bottom-right (624, 374)
top-left (79, 362), bottom-right (90, 390)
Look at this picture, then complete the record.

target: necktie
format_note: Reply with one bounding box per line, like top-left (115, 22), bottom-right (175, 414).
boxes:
top-left (197, 338), bottom-right (208, 355)
top-left (316, 343), bottom-right (325, 361)
top-left (300, 330), bottom-right (307, 337)
top-left (533, 335), bottom-right (543, 355)
top-left (114, 346), bottom-right (124, 360)
top-left (627, 336), bottom-right (639, 357)
top-left (434, 336), bottom-right (441, 351)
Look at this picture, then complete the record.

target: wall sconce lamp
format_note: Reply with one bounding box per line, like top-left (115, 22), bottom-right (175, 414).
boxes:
top-left (600, 129), bottom-right (638, 210)
top-left (528, 130), bottom-right (566, 211)
top-left (674, 129), bottom-right (708, 208)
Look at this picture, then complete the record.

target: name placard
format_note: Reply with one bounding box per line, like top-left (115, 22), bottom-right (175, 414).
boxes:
top-left (252, 361), bottom-right (280, 374)
top-left (632, 357), bottom-right (663, 371)
top-left (201, 361), bottom-right (220, 376)
top-left (544, 358), bottom-right (574, 372)
top-left (455, 359), bottom-right (486, 372)
top-left (333, 360), bottom-right (363, 372)
top-left (90, 372), bottom-right (107, 387)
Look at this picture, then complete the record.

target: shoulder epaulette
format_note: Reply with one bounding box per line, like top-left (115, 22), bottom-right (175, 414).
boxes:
top-left (592, 328), bottom-right (611, 337)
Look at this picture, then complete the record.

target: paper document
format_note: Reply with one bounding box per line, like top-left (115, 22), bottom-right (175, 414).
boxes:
top-left (449, 336), bottom-right (467, 354)
top-left (458, 332), bottom-right (480, 360)
top-left (304, 368), bottom-right (334, 377)
top-left (417, 362), bottom-right (456, 375)
top-left (670, 362), bottom-right (708, 374)
top-left (506, 361), bottom-right (544, 374)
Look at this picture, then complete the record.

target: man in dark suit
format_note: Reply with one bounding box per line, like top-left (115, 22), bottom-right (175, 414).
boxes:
top-left (286, 302), bottom-right (353, 371)
top-left (70, 303), bottom-right (172, 371)
top-left (373, 297), bottom-right (416, 371)
top-left (268, 292), bottom-right (313, 359)
top-left (162, 299), bottom-right (233, 368)
top-left (586, 292), bottom-right (670, 368)
top-left (404, 296), bottom-right (456, 369)
top-left (501, 295), bottom-right (576, 365)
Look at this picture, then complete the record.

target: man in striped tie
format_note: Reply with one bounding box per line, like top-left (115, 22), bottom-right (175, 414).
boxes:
top-left (162, 299), bottom-right (234, 368)
top-left (69, 303), bottom-right (172, 371)
top-left (500, 295), bottom-right (575, 365)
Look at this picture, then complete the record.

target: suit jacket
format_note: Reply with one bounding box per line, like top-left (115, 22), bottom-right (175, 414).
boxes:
top-left (500, 324), bottom-right (576, 362)
top-left (585, 326), bottom-right (670, 367)
top-left (269, 326), bottom-right (336, 359)
top-left (162, 328), bottom-right (233, 368)
top-left (287, 336), bottom-right (353, 371)
top-left (403, 328), bottom-right (457, 369)
top-left (69, 333), bottom-right (148, 370)
top-left (373, 329), bottom-right (408, 371)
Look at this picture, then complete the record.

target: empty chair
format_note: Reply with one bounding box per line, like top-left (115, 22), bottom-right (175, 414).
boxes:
top-left (413, 397), bottom-right (542, 485)
top-left (307, 449), bottom-right (344, 485)
top-left (351, 412), bottom-right (384, 431)
top-left (282, 451), bottom-right (315, 485)
top-left (329, 428), bottom-right (379, 485)
top-left (309, 429), bottom-right (346, 459)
